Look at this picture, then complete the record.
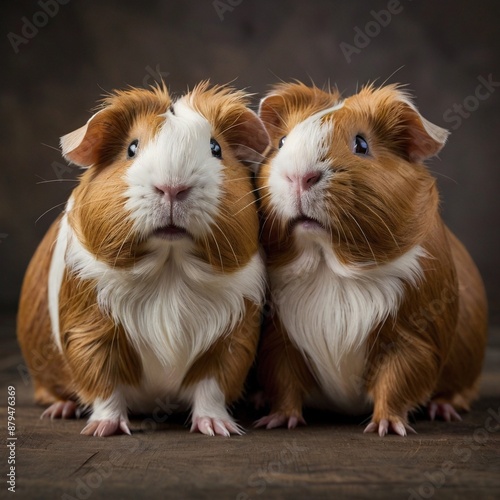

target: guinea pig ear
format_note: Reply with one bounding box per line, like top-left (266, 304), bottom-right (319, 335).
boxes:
top-left (60, 109), bottom-right (108, 167)
top-left (228, 108), bottom-right (271, 172)
top-left (258, 94), bottom-right (286, 132)
top-left (397, 96), bottom-right (450, 162)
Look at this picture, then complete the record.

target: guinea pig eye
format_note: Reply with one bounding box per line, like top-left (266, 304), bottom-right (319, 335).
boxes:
top-left (278, 136), bottom-right (286, 149)
top-left (210, 138), bottom-right (222, 159)
top-left (353, 135), bottom-right (369, 155)
top-left (127, 139), bottom-right (139, 159)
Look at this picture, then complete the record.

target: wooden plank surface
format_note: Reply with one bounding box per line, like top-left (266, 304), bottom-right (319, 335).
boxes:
top-left (1, 314), bottom-right (499, 499)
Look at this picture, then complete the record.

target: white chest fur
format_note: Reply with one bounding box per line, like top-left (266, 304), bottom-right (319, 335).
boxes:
top-left (52, 212), bottom-right (266, 409)
top-left (270, 235), bottom-right (425, 414)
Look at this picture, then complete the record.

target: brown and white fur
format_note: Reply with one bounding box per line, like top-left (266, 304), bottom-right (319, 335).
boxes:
top-left (17, 82), bottom-right (270, 437)
top-left (255, 82), bottom-right (488, 436)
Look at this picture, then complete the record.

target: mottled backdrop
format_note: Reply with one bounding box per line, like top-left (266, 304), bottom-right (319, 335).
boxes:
top-left (1, 0), bottom-right (499, 323)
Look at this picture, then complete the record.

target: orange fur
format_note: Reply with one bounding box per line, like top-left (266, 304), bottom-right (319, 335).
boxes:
top-left (260, 81), bottom-right (341, 137)
top-left (257, 82), bottom-right (488, 432)
top-left (17, 83), bottom-right (270, 432)
top-left (260, 84), bottom-right (444, 267)
top-left (433, 229), bottom-right (488, 409)
top-left (188, 83), bottom-right (268, 272)
top-left (17, 217), bottom-right (75, 404)
top-left (182, 299), bottom-right (262, 402)
top-left (257, 314), bottom-right (317, 417)
top-left (58, 270), bottom-right (143, 404)
top-left (67, 83), bottom-right (265, 273)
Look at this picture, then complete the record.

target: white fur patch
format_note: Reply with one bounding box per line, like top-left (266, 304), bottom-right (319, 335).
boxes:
top-left (125, 99), bottom-right (223, 240)
top-left (63, 96), bottom-right (266, 380)
top-left (48, 199), bottom-right (73, 351)
top-left (271, 236), bottom-right (425, 414)
top-left (53, 99), bottom-right (266, 421)
top-left (269, 102), bottom-right (343, 223)
top-left (89, 389), bottom-right (128, 423)
top-left (266, 100), bottom-right (425, 412)
top-left (65, 228), bottom-right (265, 406)
top-left (188, 377), bottom-right (233, 422)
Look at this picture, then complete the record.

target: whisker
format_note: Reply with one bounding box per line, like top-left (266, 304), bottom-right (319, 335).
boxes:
top-left (335, 216), bottom-right (352, 252)
top-left (35, 202), bottom-right (68, 224)
top-left (428, 170), bottom-right (458, 184)
top-left (380, 65), bottom-right (406, 88)
top-left (112, 224), bottom-right (137, 270)
top-left (41, 142), bottom-right (63, 153)
top-left (217, 208), bottom-right (254, 235)
top-left (208, 224), bottom-right (225, 272)
top-left (356, 199), bottom-right (400, 252)
top-left (223, 177), bottom-right (257, 184)
top-left (267, 205), bottom-right (282, 243)
top-left (231, 196), bottom-right (261, 215)
top-left (343, 208), bottom-right (377, 264)
top-left (58, 196), bottom-right (128, 212)
top-left (218, 117), bottom-right (258, 136)
top-left (333, 204), bottom-right (360, 256)
top-left (211, 220), bottom-right (239, 267)
top-left (35, 178), bottom-right (79, 185)
top-left (227, 142), bottom-right (275, 163)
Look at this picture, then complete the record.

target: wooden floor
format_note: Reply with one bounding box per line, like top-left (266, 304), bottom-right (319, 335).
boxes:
top-left (1, 313), bottom-right (499, 499)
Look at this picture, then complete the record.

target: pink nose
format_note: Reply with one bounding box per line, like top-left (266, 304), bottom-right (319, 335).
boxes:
top-left (155, 184), bottom-right (192, 202)
top-left (286, 171), bottom-right (322, 192)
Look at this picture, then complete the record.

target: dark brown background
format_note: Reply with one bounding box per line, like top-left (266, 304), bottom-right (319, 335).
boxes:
top-left (1, 0), bottom-right (499, 323)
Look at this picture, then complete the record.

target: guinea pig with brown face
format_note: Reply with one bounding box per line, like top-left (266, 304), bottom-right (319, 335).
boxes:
top-left (17, 82), bottom-right (271, 437)
top-left (255, 82), bottom-right (488, 436)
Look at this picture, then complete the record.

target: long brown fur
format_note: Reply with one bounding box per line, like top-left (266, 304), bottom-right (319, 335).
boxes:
top-left (257, 82), bottom-right (488, 432)
top-left (58, 270), bottom-right (143, 404)
top-left (257, 314), bottom-right (318, 419)
top-left (17, 83), bottom-right (270, 430)
top-left (182, 299), bottom-right (262, 402)
top-left (17, 217), bottom-right (75, 405)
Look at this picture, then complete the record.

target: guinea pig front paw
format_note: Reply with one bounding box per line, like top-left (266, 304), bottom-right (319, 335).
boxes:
top-left (428, 401), bottom-right (462, 422)
top-left (254, 412), bottom-right (306, 430)
top-left (190, 415), bottom-right (244, 437)
top-left (81, 418), bottom-right (131, 437)
top-left (363, 417), bottom-right (416, 437)
top-left (40, 400), bottom-right (80, 420)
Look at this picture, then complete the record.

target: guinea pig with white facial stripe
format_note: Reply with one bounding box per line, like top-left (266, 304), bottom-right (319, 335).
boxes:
top-left (17, 82), bottom-right (270, 437)
top-left (255, 82), bottom-right (488, 436)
